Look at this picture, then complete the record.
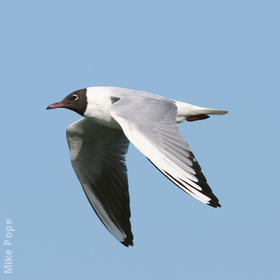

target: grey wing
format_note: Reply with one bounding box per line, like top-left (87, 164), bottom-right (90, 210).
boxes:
top-left (110, 96), bottom-right (220, 207)
top-left (66, 118), bottom-right (133, 246)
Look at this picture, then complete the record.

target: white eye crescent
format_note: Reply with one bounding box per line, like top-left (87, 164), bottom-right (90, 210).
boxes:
top-left (71, 94), bottom-right (79, 101)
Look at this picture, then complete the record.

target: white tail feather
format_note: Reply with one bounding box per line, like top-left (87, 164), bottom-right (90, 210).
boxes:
top-left (175, 101), bottom-right (228, 122)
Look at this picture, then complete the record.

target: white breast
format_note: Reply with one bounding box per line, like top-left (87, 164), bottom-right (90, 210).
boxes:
top-left (84, 87), bottom-right (121, 128)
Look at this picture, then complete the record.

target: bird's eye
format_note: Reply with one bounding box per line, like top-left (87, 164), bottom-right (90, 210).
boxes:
top-left (70, 94), bottom-right (79, 101)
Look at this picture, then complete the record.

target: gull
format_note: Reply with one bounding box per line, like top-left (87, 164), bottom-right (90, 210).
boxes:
top-left (47, 86), bottom-right (228, 246)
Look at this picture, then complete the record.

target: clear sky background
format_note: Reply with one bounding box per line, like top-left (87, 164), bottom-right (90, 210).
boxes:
top-left (1, 1), bottom-right (280, 279)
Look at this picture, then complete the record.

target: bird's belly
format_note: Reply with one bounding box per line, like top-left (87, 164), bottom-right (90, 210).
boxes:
top-left (86, 114), bottom-right (122, 129)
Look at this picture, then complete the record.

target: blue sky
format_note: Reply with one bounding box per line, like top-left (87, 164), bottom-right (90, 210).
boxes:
top-left (1, 0), bottom-right (280, 279)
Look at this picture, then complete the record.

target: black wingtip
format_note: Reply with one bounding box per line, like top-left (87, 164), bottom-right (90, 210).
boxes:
top-left (121, 239), bottom-right (134, 247)
top-left (208, 201), bottom-right (221, 208)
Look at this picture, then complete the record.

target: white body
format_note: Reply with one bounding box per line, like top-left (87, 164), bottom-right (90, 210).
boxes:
top-left (84, 87), bottom-right (227, 127)
top-left (65, 86), bottom-right (228, 246)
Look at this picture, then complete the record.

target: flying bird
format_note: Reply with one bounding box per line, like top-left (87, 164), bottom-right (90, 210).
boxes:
top-left (47, 87), bottom-right (228, 247)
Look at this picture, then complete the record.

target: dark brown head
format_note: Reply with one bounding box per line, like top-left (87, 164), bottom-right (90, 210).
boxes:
top-left (46, 88), bottom-right (88, 116)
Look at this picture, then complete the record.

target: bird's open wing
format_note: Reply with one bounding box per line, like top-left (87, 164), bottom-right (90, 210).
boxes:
top-left (66, 118), bottom-right (133, 246)
top-left (110, 96), bottom-right (220, 207)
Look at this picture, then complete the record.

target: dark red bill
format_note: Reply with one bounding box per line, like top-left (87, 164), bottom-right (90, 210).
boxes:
top-left (46, 102), bottom-right (66, 110)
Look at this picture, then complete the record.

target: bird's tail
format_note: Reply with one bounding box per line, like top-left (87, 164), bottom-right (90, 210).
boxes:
top-left (175, 101), bottom-right (228, 122)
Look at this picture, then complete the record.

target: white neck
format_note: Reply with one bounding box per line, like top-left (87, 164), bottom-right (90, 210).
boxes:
top-left (84, 87), bottom-right (121, 128)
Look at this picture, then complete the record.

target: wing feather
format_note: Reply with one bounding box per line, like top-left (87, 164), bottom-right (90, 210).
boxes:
top-left (111, 96), bottom-right (220, 207)
top-left (66, 118), bottom-right (133, 246)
